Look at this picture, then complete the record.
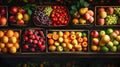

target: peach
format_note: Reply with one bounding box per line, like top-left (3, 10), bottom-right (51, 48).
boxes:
top-left (98, 7), bottom-right (105, 12)
top-left (97, 18), bottom-right (105, 25)
top-left (88, 16), bottom-right (94, 23)
top-left (84, 13), bottom-right (91, 20)
top-left (87, 10), bottom-right (94, 16)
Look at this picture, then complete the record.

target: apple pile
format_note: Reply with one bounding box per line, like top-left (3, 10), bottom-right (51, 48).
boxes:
top-left (91, 28), bottom-right (120, 52)
top-left (47, 31), bottom-right (88, 52)
top-left (0, 29), bottom-right (20, 54)
top-left (33, 6), bottom-right (69, 27)
top-left (22, 28), bottom-right (46, 52)
top-left (72, 7), bottom-right (94, 25)
top-left (0, 6), bottom-right (7, 26)
top-left (96, 6), bottom-right (120, 26)
top-left (9, 6), bottom-right (30, 26)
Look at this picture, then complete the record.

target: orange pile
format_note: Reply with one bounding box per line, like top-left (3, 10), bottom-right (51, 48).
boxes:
top-left (0, 30), bottom-right (20, 54)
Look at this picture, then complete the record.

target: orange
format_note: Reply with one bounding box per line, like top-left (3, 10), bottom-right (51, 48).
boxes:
top-left (91, 45), bottom-right (97, 51)
top-left (64, 38), bottom-right (69, 43)
top-left (64, 31), bottom-right (70, 36)
top-left (0, 17), bottom-right (7, 25)
top-left (63, 34), bottom-right (68, 39)
top-left (6, 43), bottom-right (13, 48)
top-left (77, 38), bottom-right (83, 43)
top-left (9, 36), bottom-right (17, 43)
top-left (81, 42), bottom-right (88, 48)
top-left (47, 33), bottom-right (53, 39)
top-left (13, 43), bottom-right (20, 49)
top-left (0, 30), bottom-right (4, 38)
top-left (2, 36), bottom-right (9, 43)
top-left (2, 47), bottom-right (7, 53)
top-left (9, 46), bottom-right (17, 54)
top-left (52, 34), bottom-right (59, 40)
top-left (13, 31), bottom-right (19, 38)
top-left (83, 37), bottom-right (88, 42)
top-left (0, 43), bottom-right (5, 48)
top-left (70, 31), bottom-right (75, 35)
top-left (70, 34), bottom-right (76, 40)
top-left (48, 39), bottom-right (54, 45)
top-left (6, 30), bottom-right (14, 37)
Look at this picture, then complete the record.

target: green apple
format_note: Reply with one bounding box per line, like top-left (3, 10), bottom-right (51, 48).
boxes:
top-left (54, 41), bottom-right (60, 46)
top-left (111, 46), bottom-right (117, 52)
top-left (52, 31), bottom-right (57, 34)
top-left (106, 41), bottom-right (113, 48)
top-left (106, 28), bottom-right (113, 34)
top-left (76, 32), bottom-right (82, 38)
top-left (82, 32), bottom-right (87, 37)
top-left (101, 46), bottom-right (109, 52)
top-left (57, 46), bottom-right (63, 52)
top-left (113, 40), bottom-right (119, 46)
top-left (100, 30), bottom-right (106, 37)
top-left (117, 45), bottom-right (120, 51)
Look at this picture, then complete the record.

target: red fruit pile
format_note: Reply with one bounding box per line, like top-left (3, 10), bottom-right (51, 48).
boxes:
top-left (0, 6), bottom-right (7, 26)
top-left (22, 29), bottom-right (46, 52)
top-left (50, 6), bottom-right (69, 26)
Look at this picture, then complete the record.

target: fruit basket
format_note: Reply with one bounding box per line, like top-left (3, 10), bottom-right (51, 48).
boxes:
top-left (70, 0), bottom-right (94, 26)
top-left (8, 4), bottom-right (35, 26)
top-left (21, 28), bottom-right (46, 54)
top-left (0, 6), bottom-right (8, 26)
top-left (46, 29), bottom-right (89, 53)
top-left (32, 6), bottom-right (70, 27)
top-left (90, 28), bottom-right (120, 53)
top-left (0, 29), bottom-right (21, 54)
top-left (95, 6), bottom-right (120, 27)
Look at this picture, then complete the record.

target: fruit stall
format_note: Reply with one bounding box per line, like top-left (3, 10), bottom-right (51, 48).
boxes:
top-left (0, 0), bottom-right (120, 67)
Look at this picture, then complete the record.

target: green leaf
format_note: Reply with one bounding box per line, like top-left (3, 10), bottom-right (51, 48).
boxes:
top-left (76, 2), bottom-right (80, 9)
top-left (84, 2), bottom-right (90, 7)
top-left (70, 10), bottom-right (77, 15)
top-left (71, 5), bottom-right (77, 10)
top-left (27, 9), bottom-right (32, 16)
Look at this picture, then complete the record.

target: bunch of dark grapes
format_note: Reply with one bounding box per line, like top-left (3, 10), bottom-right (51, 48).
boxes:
top-left (33, 7), bottom-right (52, 26)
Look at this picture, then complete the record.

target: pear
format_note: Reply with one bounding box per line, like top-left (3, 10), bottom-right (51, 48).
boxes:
top-left (23, 13), bottom-right (29, 21)
top-left (79, 8), bottom-right (88, 15)
top-left (16, 13), bottom-right (23, 20)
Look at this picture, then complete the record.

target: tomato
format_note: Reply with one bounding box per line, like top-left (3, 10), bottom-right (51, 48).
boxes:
top-left (51, 13), bottom-right (55, 17)
top-left (53, 6), bottom-right (57, 9)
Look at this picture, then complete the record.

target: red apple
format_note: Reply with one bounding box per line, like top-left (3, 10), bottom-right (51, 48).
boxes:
top-left (106, 7), bottom-right (114, 14)
top-left (92, 38), bottom-right (99, 45)
top-left (17, 20), bottom-right (24, 25)
top-left (39, 45), bottom-right (45, 51)
top-left (98, 18), bottom-right (105, 25)
top-left (98, 7), bottom-right (105, 12)
top-left (29, 39), bottom-right (33, 43)
top-left (91, 30), bottom-right (99, 38)
top-left (23, 44), bottom-right (29, 49)
top-left (9, 16), bottom-right (16, 23)
top-left (31, 48), bottom-right (35, 52)
top-left (0, 17), bottom-right (7, 25)
top-left (33, 40), bottom-right (38, 44)
top-left (38, 41), bottom-right (42, 46)
top-left (24, 36), bottom-right (28, 41)
top-left (10, 6), bottom-right (18, 14)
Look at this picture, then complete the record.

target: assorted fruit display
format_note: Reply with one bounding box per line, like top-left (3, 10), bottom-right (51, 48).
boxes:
top-left (96, 6), bottom-right (120, 26)
top-left (22, 28), bottom-right (46, 52)
top-left (70, 0), bottom-right (94, 25)
top-left (0, 6), bottom-right (7, 26)
top-left (91, 28), bottom-right (120, 52)
top-left (33, 6), bottom-right (69, 27)
top-left (0, 29), bottom-right (20, 54)
top-left (47, 30), bottom-right (88, 52)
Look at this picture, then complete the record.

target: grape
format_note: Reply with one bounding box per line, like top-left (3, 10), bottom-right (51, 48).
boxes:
top-left (33, 7), bottom-right (53, 26)
top-left (44, 6), bottom-right (53, 17)
top-left (105, 14), bottom-right (118, 25)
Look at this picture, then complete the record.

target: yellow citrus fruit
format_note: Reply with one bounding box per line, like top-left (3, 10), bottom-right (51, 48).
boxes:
top-left (2, 47), bottom-right (7, 53)
top-left (91, 45), bottom-right (97, 51)
top-left (6, 43), bottom-right (13, 48)
top-left (0, 43), bottom-right (5, 48)
top-left (13, 32), bottom-right (19, 38)
top-left (0, 30), bottom-right (4, 38)
top-left (23, 13), bottom-right (29, 21)
top-left (6, 30), bottom-right (14, 37)
top-left (9, 36), bottom-right (17, 43)
top-left (13, 43), bottom-right (19, 49)
top-left (2, 36), bottom-right (9, 43)
top-left (9, 46), bottom-right (17, 54)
